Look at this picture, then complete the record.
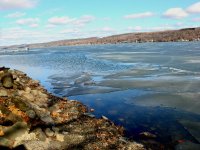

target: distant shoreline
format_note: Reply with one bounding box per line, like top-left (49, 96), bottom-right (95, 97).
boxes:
top-left (1, 27), bottom-right (200, 50)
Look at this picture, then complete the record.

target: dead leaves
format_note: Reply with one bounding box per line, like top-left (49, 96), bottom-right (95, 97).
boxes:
top-left (51, 111), bottom-right (59, 118)
top-left (0, 130), bottom-right (4, 136)
top-left (8, 105), bottom-right (29, 122)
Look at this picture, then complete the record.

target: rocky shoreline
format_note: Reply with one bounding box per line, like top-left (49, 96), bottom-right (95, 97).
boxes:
top-left (0, 67), bottom-right (145, 150)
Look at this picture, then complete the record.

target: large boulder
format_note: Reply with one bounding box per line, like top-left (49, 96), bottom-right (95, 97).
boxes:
top-left (1, 73), bottom-right (14, 89)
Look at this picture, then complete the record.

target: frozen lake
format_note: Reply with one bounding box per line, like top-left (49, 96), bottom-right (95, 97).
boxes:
top-left (1, 42), bottom-right (200, 148)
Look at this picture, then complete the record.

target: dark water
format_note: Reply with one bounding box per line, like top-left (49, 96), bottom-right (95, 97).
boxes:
top-left (1, 42), bottom-right (200, 149)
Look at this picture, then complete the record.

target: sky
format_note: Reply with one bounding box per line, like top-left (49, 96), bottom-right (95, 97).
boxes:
top-left (0, 0), bottom-right (200, 46)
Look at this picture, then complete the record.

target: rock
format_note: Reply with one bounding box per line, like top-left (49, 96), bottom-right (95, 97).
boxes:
top-left (30, 90), bottom-right (38, 96)
top-left (0, 137), bottom-right (13, 148)
top-left (25, 87), bottom-right (31, 93)
top-left (56, 133), bottom-right (64, 142)
top-left (0, 89), bottom-right (8, 97)
top-left (102, 115), bottom-right (109, 120)
top-left (84, 113), bottom-right (95, 118)
top-left (33, 128), bottom-right (46, 141)
top-left (63, 134), bottom-right (85, 146)
top-left (45, 128), bottom-right (54, 137)
top-left (26, 110), bottom-right (36, 119)
top-left (119, 137), bottom-right (128, 143)
top-left (11, 97), bottom-right (29, 112)
top-left (139, 132), bottom-right (157, 138)
top-left (38, 91), bottom-right (48, 98)
top-left (35, 98), bottom-right (48, 107)
top-left (13, 131), bottom-right (37, 147)
top-left (24, 140), bottom-right (50, 150)
top-left (1, 73), bottom-right (13, 88)
top-left (52, 127), bottom-right (59, 132)
top-left (126, 142), bottom-right (145, 150)
top-left (16, 77), bottom-right (20, 82)
top-left (0, 71), bottom-right (4, 76)
top-left (32, 80), bottom-right (40, 85)
top-left (17, 90), bottom-right (24, 96)
top-left (12, 74), bottom-right (17, 80)
top-left (24, 140), bottom-right (61, 150)
top-left (14, 81), bottom-right (24, 90)
top-left (22, 93), bottom-right (35, 102)
top-left (3, 122), bottom-right (28, 141)
top-left (62, 131), bottom-right (69, 135)
top-left (40, 113), bottom-right (54, 125)
top-left (0, 67), bottom-right (9, 72)
top-left (90, 108), bottom-right (95, 112)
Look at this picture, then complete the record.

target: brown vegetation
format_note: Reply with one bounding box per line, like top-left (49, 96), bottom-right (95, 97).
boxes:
top-left (28, 27), bottom-right (200, 49)
top-left (2, 27), bottom-right (200, 49)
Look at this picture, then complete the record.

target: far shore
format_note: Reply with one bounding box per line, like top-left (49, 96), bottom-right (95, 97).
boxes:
top-left (1, 27), bottom-right (200, 50)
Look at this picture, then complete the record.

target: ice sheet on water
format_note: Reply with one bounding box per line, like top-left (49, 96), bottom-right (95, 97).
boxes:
top-left (63, 86), bottom-right (119, 97)
top-left (48, 72), bottom-right (120, 96)
top-left (98, 77), bottom-right (200, 92)
top-left (125, 92), bottom-right (200, 115)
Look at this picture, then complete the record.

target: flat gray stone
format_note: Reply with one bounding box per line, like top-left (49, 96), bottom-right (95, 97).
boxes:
top-left (0, 89), bottom-right (8, 97)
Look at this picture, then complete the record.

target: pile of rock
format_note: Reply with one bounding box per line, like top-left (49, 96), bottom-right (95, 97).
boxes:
top-left (0, 67), bottom-right (145, 150)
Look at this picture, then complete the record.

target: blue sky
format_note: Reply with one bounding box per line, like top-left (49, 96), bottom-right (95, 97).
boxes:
top-left (0, 0), bottom-right (200, 46)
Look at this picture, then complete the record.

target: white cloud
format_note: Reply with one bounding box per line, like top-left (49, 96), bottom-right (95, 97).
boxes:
top-left (45, 24), bottom-right (57, 28)
top-left (0, 27), bottom-right (64, 46)
top-left (88, 27), bottom-right (117, 38)
top-left (124, 12), bottom-right (154, 19)
top-left (48, 15), bottom-right (95, 27)
top-left (0, 27), bottom-right (91, 46)
top-left (125, 24), bottom-right (189, 33)
top-left (60, 29), bottom-right (80, 34)
top-left (73, 15), bottom-right (95, 27)
top-left (163, 8), bottom-right (188, 19)
top-left (127, 26), bottom-right (142, 31)
top-left (187, 2), bottom-right (200, 13)
top-left (48, 16), bottom-right (75, 25)
top-left (101, 27), bottom-right (115, 32)
top-left (0, 0), bottom-right (37, 10)
top-left (6, 12), bottom-right (26, 18)
top-left (16, 18), bottom-right (40, 27)
top-left (147, 25), bottom-right (175, 31)
top-left (192, 17), bottom-right (200, 22)
top-left (29, 24), bottom-right (39, 28)
top-left (175, 22), bottom-right (184, 27)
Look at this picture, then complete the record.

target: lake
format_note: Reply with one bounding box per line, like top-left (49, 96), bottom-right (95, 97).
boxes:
top-left (1, 42), bottom-right (200, 149)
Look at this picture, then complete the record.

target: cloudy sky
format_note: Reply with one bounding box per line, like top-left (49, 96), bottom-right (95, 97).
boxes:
top-left (0, 0), bottom-right (200, 46)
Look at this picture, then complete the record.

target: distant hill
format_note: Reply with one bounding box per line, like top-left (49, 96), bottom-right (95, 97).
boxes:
top-left (98, 27), bottom-right (200, 43)
top-left (2, 27), bottom-right (200, 49)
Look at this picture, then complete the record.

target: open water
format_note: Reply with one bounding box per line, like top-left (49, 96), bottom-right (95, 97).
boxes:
top-left (1, 42), bottom-right (200, 149)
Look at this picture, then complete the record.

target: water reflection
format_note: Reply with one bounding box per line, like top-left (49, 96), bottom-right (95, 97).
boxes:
top-left (69, 90), bottom-right (200, 147)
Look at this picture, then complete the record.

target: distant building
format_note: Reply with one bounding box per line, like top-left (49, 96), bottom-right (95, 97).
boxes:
top-left (0, 45), bottom-right (29, 53)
